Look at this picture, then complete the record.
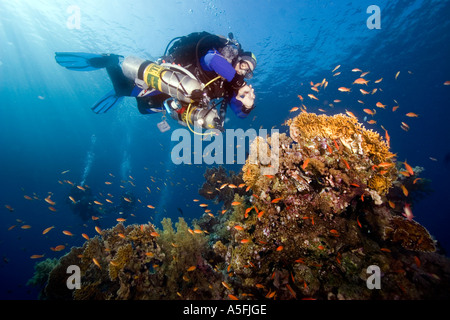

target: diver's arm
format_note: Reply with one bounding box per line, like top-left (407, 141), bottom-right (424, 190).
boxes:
top-left (201, 50), bottom-right (249, 93)
top-left (229, 96), bottom-right (248, 118)
top-left (200, 50), bottom-right (236, 81)
top-left (229, 92), bottom-right (255, 119)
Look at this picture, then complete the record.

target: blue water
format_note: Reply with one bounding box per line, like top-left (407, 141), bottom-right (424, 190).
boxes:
top-left (0, 0), bottom-right (449, 300)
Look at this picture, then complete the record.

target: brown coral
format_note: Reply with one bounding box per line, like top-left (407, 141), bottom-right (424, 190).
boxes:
top-left (384, 216), bottom-right (436, 252)
top-left (288, 113), bottom-right (396, 195)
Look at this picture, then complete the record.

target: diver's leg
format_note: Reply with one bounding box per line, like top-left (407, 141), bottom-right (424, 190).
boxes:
top-left (136, 93), bottom-right (170, 114)
top-left (105, 63), bottom-right (134, 97)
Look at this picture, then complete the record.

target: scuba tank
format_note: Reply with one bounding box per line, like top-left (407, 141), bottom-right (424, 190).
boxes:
top-left (121, 56), bottom-right (201, 104)
top-left (121, 56), bottom-right (224, 131)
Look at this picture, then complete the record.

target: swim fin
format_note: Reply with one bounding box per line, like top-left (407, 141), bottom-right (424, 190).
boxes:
top-left (91, 90), bottom-right (124, 114)
top-left (55, 52), bottom-right (122, 71)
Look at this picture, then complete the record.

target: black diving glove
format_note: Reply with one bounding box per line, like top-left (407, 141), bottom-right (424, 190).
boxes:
top-left (229, 73), bottom-right (246, 91)
top-left (190, 89), bottom-right (204, 103)
top-left (241, 104), bottom-right (255, 115)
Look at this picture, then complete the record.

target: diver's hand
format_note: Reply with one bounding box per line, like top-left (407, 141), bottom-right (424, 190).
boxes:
top-left (236, 84), bottom-right (255, 108)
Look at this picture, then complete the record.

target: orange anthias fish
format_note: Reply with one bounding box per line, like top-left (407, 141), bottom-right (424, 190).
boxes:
top-left (414, 256), bottom-right (421, 268)
top-left (222, 281), bottom-right (232, 290)
top-left (342, 159), bottom-right (350, 170)
top-left (345, 110), bottom-right (357, 118)
top-left (271, 197), bottom-right (283, 204)
top-left (401, 122), bottom-right (410, 131)
top-left (360, 71), bottom-right (370, 77)
top-left (302, 158), bottom-right (310, 170)
top-left (42, 226), bottom-right (55, 235)
top-left (360, 89), bottom-right (370, 95)
top-left (401, 185), bottom-right (409, 197)
top-left (353, 78), bottom-right (369, 85)
top-left (338, 87), bottom-right (351, 92)
top-left (376, 102), bottom-right (386, 108)
top-left (405, 112), bottom-right (419, 117)
top-left (403, 160), bottom-right (414, 176)
top-left (187, 266), bottom-right (196, 272)
top-left (357, 216), bottom-right (362, 228)
top-left (308, 94), bottom-right (319, 100)
top-left (231, 201), bottom-right (241, 206)
top-left (62, 230), bottom-right (73, 236)
top-left (363, 109), bottom-right (376, 116)
top-left (289, 107), bottom-right (299, 112)
top-left (332, 65), bottom-right (341, 72)
top-left (30, 254), bottom-right (45, 259)
top-left (45, 196), bottom-right (56, 206)
top-left (92, 258), bottom-right (102, 269)
top-left (403, 203), bottom-right (414, 221)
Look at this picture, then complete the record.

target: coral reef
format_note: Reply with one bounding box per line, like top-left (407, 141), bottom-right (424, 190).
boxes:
top-left (199, 166), bottom-right (247, 207)
top-left (42, 112), bottom-right (450, 300)
top-left (27, 258), bottom-right (59, 293)
top-left (42, 219), bottom-right (225, 300)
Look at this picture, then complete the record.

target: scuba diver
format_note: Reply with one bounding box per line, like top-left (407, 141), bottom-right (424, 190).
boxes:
top-left (55, 31), bottom-right (257, 132)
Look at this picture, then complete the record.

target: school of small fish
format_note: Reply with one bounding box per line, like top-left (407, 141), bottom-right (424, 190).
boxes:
top-left (289, 65), bottom-right (439, 144)
top-left (3, 156), bottom-right (229, 263)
